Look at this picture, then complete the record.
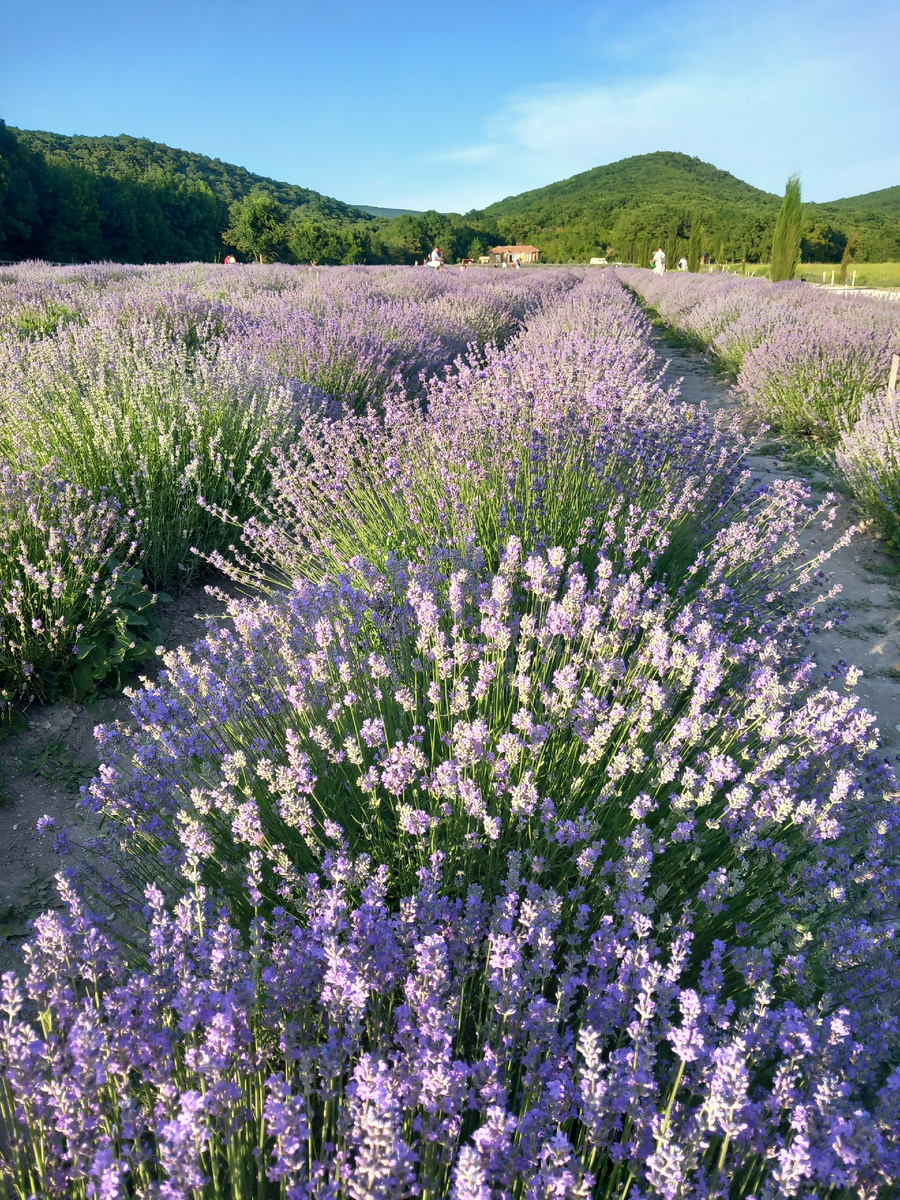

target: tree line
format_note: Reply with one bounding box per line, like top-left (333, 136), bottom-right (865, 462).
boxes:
top-left (1, 125), bottom-right (897, 267)
top-left (221, 191), bottom-right (503, 264)
top-left (0, 122), bottom-right (503, 266)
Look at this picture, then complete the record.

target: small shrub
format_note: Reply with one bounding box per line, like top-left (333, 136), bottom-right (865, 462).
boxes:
top-left (0, 462), bottom-right (161, 717)
top-left (738, 320), bottom-right (894, 443)
top-left (89, 537), bottom-right (888, 973)
top-left (0, 323), bottom-right (322, 591)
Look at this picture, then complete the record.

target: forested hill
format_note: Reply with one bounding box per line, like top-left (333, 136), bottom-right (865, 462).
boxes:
top-left (0, 122), bottom-right (375, 263)
top-left (827, 184), bottom-right (900, 216)
top-left (2, 125), bottom-right (898, 265)
top-left (11, 128), bottom-right (368, 220)
top-left (476, 150), bottom-right (900, 264)
top-left (486, 152), bottom-right (779, 217)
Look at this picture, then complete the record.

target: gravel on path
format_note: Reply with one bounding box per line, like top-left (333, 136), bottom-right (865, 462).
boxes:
top-left (657, 336), bottom-right (900, 752)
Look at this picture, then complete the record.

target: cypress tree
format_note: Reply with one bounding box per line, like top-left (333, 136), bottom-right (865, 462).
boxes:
top-left (665, 218), bottom-right (678, 272)
top-left (687, 220), bottom-right (702, 272)
top-left (839, 237), bottom-right (854, 285)
top-left (770, 174), bottom-right (802, 282)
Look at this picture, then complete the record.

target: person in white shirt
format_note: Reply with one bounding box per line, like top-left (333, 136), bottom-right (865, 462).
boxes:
top-left (678, 256), bottom-right (688, 271)
top-left (429, 246), bottom-right (444, 270)
top-left (651, 247), bottom-right (666, 274)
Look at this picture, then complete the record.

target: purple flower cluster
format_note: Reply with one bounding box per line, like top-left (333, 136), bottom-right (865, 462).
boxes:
top-left (0, 264), bottom-right (555, 705)
top-left (216, 272), bottom-right (758, 594)
top-left (85, 533), bottom-right (899, 997)
top-left (0, 266), bottom-right (551, 590)
top-left (2, 852), bottom-right (898, 1198)
top-left (836, 390), bottom-right (900, 547)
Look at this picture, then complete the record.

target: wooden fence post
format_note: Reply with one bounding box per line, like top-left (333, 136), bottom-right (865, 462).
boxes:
top-left (889, 353), bottom-right (899, 395)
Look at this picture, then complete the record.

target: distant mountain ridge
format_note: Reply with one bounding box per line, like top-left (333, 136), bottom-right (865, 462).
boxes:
top-left (827, 184), bottom-right (900, 216)
top-left (352, 204), bottom-right (423, 219)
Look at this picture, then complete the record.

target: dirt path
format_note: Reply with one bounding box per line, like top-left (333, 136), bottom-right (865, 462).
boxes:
top-left (0, 581), bottom-right (234, 967)
top-left (656, 336), bottom-right (900, 749)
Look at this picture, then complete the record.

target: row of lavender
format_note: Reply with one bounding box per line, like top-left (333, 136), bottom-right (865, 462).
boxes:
top-left (3, 268), bottom-right (900, 1197)
top-left (0, 262), bottom-right (548, 716)
top-left (619, 269), bottom-right (900, 551)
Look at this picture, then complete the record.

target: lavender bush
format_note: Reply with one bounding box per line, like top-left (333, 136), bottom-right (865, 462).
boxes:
top-left (213, 274), bottom-right (754, 596)
top-left (0, 261), bottom-right (553, 411)
top-left (0, 313), bottom-right (327, 591)
top-left (836, 390), bottom-right (900, 548)
top-left (0, 462), bottom-right (159, 718)
top-left (86, 532), bottom-right (892, 982)
top-left (0, 265), bottom-right (557, 596)
top-left (2, 846), bottom-right (898, 1199)
top-left (737, 320), bottom-right (895, 442)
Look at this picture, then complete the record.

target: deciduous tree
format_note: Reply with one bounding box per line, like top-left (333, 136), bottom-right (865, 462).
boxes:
top-left (222, 190), bottom-right (287, 263)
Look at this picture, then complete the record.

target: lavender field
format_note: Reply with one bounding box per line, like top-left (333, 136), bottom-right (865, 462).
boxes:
top-left (621, 269), bottom-right (900, 552)
top-left (1, 262), bottom-right (899, 1198)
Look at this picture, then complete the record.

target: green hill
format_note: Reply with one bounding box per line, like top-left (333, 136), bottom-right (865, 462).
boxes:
top-left (826, 184), bottom-right (900, 216)
top-left (11, 127), bottom-right (369, 221)
top-left (477, 151), bottom-right (781, 263)
top-left (2, 126), bottom-right (898, 266)
top-left (0, 122), bottom-right (501, 266)
top-left (477, 150), bottom-right (900, 264)
top-left (486, 151), bottom-right (779, 217)
top-left (0, 122), bottom-right (379, 264)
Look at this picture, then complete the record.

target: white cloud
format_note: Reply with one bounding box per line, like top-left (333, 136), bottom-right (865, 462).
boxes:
top-left (438, 0), bottom-right (900, 205)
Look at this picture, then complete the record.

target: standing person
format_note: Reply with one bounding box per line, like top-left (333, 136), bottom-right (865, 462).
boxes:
top-left (677, 255), bottom-right (688, 271)
top-left (651, 246), bottom-right (666, 274)
top-left (430, 246), bottom-right (444, 270)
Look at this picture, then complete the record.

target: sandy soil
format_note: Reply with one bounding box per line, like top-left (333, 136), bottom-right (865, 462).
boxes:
top-left (656, 337), bottom-right (900, 749)
top-left (0, 579), bottom-right (235, 970)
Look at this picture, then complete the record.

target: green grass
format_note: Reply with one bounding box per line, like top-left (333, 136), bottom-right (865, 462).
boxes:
top-left (695, 262), bottom-right (900, 288)
top-left (796, 262), bottom-right (900, 288)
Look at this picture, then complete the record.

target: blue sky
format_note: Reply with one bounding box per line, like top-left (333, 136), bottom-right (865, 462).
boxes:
top-left (3, 0), bottom-right (897, 211)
